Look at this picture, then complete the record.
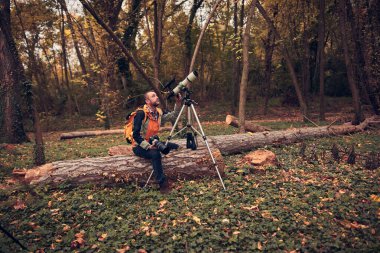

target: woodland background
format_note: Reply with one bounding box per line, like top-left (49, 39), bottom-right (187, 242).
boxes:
top-left (0, 0), bottom-right (379, 252)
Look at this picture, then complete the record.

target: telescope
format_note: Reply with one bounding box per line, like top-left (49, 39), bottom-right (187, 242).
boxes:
top-left (167, 71), bottom-right (198, 99)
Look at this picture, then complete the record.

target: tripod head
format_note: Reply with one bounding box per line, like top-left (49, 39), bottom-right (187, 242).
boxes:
top-left (182, 87), bottom-right (198, 106)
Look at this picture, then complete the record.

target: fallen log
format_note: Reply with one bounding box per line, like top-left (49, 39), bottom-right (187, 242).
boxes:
top-left (60, 127), bottom-right (172, 140)
top-left (212, 116), bottom-right (373, 155)
top-left (25, 145), bottom-right (225, 185)
top-left (26, 117), bottom-right (375, 185)
top-left (110, 117), bottom-right (374, 156)
top-left (226, 115), bottom-right (271, 132)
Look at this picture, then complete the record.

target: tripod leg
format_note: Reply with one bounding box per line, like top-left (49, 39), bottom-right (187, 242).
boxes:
top-left (166, 104), bottom-right (186, 145)
top-left (190, 104), bottom-right (226, 190)
top-left (144, 170), bottom-right (154, 188)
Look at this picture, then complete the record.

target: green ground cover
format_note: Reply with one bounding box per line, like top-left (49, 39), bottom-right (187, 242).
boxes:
top-left (0, 122), bottom-right (378, 252)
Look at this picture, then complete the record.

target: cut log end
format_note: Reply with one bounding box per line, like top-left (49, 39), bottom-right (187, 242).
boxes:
top-left (226, 115), bottom-right (271, 132)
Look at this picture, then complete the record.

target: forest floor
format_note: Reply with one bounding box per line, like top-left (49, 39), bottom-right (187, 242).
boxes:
top-left (0, 100), bottom-right (379, 252)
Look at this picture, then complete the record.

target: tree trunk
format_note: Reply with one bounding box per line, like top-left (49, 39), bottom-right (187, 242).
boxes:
top-left (231, 0), bottom-right (241, 115)
top-left (79, 0), bottom-right (167, 110)
top-left (111, 117), bottom-right (377, 157)
top-left (24, 116), bottom-right (377, 186)
top-left (189, 0), bottom-right (224, 74)
top-left (211, 117), bottom-right (374, 155)
top-left (0, 0), bottom-right (28, 143)
top-left (263, 5), bottom-right (276, 114)
top-left (238, 0), bottom-right (257, 133)
top-left (318, 0), bottom-right (326, 121)
top-left (25, 146), bottom-right (225, 185)
top-left (256, 1), bottom-right (309, 121)
top-left (338, 0), bottom-right (363, 124)
top-left (184, 0), bottom-right (204, 75)
top-left (60, 8), bottom-right (75, 114)
top-left (152, 0), bottom-right (166, 90)
top-left (58, 0), bottom-right (90, 87)
top-left (226, 115), bottom-right (271, 132)
top-left (59, 127), bottom-right (172, 140)
top-left (118, 0), bottom-right (142, 92)
top-left (346, 0), bottom-right (379, 115)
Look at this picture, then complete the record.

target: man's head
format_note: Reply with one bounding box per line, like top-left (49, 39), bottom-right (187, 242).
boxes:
top-left (144, 90), bottom-right (160, 107)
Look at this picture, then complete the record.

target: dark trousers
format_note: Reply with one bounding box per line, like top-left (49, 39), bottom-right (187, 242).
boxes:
top-left (133, 146), bottom-right (166, 186)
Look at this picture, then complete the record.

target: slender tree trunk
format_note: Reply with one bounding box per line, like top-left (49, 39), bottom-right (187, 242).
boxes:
top-left (79, 0), bottom-right (167, 109)
top-left (60, 8), bottom-right (74, 114)
top-left (263, 4), bottom-right (277, 115)
top-left (362, 0), bottom-right (380, 112)
top-left (346, 0), bottom-right (379, 115)
top-left (301, 32), bottom-right (310, 102)
top-left (40, 43), bottom-right (62, 97)
top-left (184, 0), bottom-right (204, 75)
top-left (256, 1), bottom-right (309, 120)
top-left (231, 0), bottom-right (240, 115)
top-left (318, 0), bottom-right (326, 121)
top-left (189, 0), bottom-right (224, 73)
top-left (238, 0), bottom-right (257, 133)
top-left (58, 0), bottom-right (90, 87)
top-left (118, 0), bottom-right (142, 92)
top-left (338, 0), bottom-right (363, 124)
top-left (152, 0), bottom-right (166, 89)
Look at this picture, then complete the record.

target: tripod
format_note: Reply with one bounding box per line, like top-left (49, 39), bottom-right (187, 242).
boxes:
top-left (144, 88), bottom-right (226, 190)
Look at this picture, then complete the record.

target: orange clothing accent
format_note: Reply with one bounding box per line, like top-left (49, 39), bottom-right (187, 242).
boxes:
top-left (132, 105), bottom-right (162, 147)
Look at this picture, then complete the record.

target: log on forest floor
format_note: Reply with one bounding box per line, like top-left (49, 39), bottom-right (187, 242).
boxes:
top-left (25, 116), bottom-right (376, 186)
top-left (59, 127), bottom-right (172, 140)
top-left (25, 145), bottom-right (225, 185)
top-left (111, 116), bottom-right (376, 156)
top-left (226, 115), bottom-right (271, 132)
top-left (212, 116), bottom-right (375, 155)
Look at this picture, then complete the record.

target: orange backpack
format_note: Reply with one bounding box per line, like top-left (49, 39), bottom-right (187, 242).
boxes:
top-left (124, 106), bottom-right (147, 144)
top-left (123, 105), bottom-right (163, 144)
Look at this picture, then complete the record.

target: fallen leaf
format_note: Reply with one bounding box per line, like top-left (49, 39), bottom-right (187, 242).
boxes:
top-left (257, 241), bottom-right (263, 250)
top-left (117, 245), bottom-right (130, 253)
top-left (370, 194), bottom-right (380, 202)
top-left (13, 199), bottom-right (27, 210)
top-left (159, 199), bottom-right (168, 208)
top-left (192, 215), bottom-right (201, 225)
top-left (98, 233), bottom-right (107, 241)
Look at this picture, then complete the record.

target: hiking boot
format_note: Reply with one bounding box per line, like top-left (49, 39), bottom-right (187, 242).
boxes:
top-left (159, 180), bottom-right (172, 194)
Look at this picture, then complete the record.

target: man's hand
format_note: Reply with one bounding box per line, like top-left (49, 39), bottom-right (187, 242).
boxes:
top-left (175, 94), bottom-right (182, 105)
top-left (148, 145), bottom-right (157, 150)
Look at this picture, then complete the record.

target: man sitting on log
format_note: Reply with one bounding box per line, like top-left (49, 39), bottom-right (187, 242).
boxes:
top-left (132, 90), bottom-right (181, 194)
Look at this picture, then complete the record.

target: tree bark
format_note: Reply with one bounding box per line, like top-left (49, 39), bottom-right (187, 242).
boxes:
top-left (79, 0), bottom-right (167, 110)
top-left (24, 117), bottom-right (377, 185)
top-left (318, 0), bottom-right (326, 121)
top-left (118, 0), bottom-right (142, 91)
top-left (59, 127), bottom-right (172, 140)
top-left (256, 1), bottom-right (309, 121)
top-left (263, 4), bottom-right (277, 114)
top-left (25, 146), bottom-right (225, 185)
top-left (238, 0), bottom-right (257, 133)
top-left (226, 115), bottom-right (271, 132)
top-left (231, 0), bottom-right (240, 115)
top-left (189, 0), bottom-right (224, 74)
top-left (58, 0), bottom-right (90, 87)
top-left (59, 7), bottom-right (78, 114)
top-left (211, 116), bottom-right (374, 155)
top-left (338, 0), bottom-right (363, 124)
top-left (0, 0), bottom-right (28, 143)
top-left (184, 0), bottom-right (204, 75)
top-left (346, 0), bottom-right (379, 115)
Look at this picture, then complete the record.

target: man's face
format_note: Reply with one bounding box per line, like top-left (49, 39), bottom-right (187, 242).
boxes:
top-left (145, 91), bottom-right (160, 107)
